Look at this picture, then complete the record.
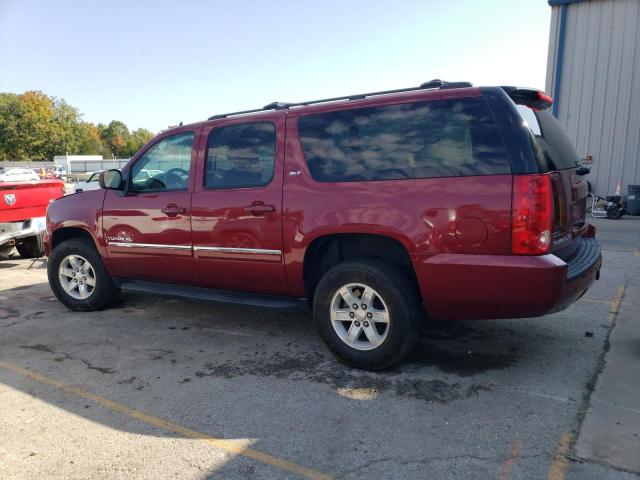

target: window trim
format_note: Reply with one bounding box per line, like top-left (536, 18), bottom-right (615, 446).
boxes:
top-left (203, 120), bottom-right (277, 191)
top-left (295, 97), bottom-right (512, 184)
top-left (127, 131), bottom-right (195, 194)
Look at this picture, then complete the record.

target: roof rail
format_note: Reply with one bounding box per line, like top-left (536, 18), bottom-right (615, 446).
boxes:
top-left (207, 79), bottom-right (473, 120)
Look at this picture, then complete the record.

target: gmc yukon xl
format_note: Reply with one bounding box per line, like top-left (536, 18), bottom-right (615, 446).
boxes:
top-left (45, 80), bottom-right (601, 370)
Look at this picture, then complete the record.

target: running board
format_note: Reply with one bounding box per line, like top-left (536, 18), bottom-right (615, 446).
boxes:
top-left (116, 279), bottom-right (308, 310)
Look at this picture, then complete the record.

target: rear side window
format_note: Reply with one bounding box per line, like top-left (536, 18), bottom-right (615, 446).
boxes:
top-left (297, 97), bottom-right (510, 182)
top-left (205, 122), bottom-right (276, 189)
top-left (516, 105), bottom-right (579, 170)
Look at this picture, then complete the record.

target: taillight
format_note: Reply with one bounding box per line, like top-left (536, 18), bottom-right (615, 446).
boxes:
top-left (511, 174), bottom-right (553, 255)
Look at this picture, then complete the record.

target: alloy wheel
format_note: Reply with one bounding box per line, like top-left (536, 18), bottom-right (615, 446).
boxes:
top-left (330, 283), bottom-right (390, 351)
top-left (58, 254), bottom-right (97, 300)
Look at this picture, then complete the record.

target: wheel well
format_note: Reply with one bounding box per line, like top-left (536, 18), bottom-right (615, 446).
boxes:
top-left (51, 227), bottom-right (95, 250)
top-left (303, 233), bottom-right (421, 302)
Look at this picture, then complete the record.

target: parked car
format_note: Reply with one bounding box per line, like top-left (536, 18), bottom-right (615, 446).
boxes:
top-left (44, 165), bottom-right (66, 179)
top-left (75, 171), bottom-right (105, 193)
top-left (44, 80), bottom-right (601, 370)
top-left (1, 179), bottom-right (65, 257)
top-left (0, 168), bottom-right (40, 182)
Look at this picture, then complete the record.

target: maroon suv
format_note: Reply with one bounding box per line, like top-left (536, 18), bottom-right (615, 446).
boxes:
top-left (45, 80), bottom-right (601, 370)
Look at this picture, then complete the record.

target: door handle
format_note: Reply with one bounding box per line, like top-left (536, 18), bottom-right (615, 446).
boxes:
top-left (244, 201), bottom-right (275, 216)
top-left (161, 204), bottom-right (186, 217)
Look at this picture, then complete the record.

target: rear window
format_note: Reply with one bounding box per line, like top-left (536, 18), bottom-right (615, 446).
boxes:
top-left (516, 105), bottom-right (579, 171)
top-left (297, 97), bottom-right (511, 182)
top-left (205, 122), bottom-right (276, 189)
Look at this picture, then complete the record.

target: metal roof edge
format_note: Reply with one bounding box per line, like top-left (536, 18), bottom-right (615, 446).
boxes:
top-left (548, 0), bottom-right (590, 6)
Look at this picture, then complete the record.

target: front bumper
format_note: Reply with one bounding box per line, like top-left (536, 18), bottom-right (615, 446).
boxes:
top-left (0, 217), bottom-right (47, 247)
top-left (415, 236), bottom-right (602, 321)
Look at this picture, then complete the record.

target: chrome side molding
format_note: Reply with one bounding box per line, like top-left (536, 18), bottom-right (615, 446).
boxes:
top-left (108, 242), bottom-right (191, 250)
top-left (107, 242), bottom-right (281, 256)
top-left (193, 246), bottom-right (281, 256)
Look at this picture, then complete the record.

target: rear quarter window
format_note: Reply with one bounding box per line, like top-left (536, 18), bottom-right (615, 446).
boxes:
top-left (516, 105), bottom-right (579, 171)
top-left (297, 97), bottom-right (511, 182)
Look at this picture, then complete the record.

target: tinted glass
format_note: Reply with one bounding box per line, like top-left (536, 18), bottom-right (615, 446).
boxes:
top-left (297, 97), bottom-right (510, 182)
top-left (130, 132), bottom-right (194, 191)
top-left (516, 105), bottom-right (578, 170)
top-left (205, 122), bottom-right (276, 189)
top-left (515, 104), bottom-right (542, 136)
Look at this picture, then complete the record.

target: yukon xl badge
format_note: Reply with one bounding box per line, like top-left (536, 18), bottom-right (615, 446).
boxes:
top-left (3, 194), bottom-right (16, 206)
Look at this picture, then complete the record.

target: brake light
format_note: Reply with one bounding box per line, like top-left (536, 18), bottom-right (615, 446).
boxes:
top-left (537, 91), bottom-right (553, 105)
top-left (501, 87), bottom-right (553, 110)
top-left (511, 174), bottom-right (553, 255)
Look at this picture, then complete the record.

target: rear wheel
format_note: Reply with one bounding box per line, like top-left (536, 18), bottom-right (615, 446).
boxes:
top-left (48, 238), bottom-right (119, 311)
top-left (606, 208), bottom-right (623, 219)
top-left (16, 233), bottom-right (44, 258)
top-left (313, 260), bottom-right (420, 370)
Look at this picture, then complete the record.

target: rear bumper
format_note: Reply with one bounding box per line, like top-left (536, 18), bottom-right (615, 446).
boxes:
top-left (415, 237), bottom-right (601, 321)
top-left (0, 217), bottom-right (46, 247)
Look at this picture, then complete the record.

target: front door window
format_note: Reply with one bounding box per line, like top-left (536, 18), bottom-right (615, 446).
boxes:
top-left (131, 132), bottom-right (194, 191)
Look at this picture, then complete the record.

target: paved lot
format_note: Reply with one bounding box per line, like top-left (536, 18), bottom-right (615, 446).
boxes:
top-left (1, 217), bottom-right (639, 480)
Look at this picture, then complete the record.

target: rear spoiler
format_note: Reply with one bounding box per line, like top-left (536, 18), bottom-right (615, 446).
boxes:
top-left (501, 87), bottom-right (553, 110)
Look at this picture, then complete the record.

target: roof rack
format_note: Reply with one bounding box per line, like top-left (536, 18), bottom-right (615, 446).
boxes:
top-left (207, 79), bottom-right (473, 120)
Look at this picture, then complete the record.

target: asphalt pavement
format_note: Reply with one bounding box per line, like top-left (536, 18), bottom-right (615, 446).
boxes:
top-left (1, 217), bottom-right (639, 480)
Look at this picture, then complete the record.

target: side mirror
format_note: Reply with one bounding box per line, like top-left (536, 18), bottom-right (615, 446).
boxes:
top-left (99, 169), bottom-right (123, 190)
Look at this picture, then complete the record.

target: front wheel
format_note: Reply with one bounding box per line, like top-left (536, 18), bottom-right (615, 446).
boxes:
top-left (47, 238), bottom-right (119, 311)
top-left (313, 260), bottom-right (421, 370)
top-left (16, 233), bottom-right (45, 258)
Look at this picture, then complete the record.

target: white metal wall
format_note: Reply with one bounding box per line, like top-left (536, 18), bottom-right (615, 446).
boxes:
top-left (546, 0), bottom-right (640, 196)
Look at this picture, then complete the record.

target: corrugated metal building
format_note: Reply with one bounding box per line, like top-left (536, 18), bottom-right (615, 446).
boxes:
top-left (546, 0), bottom-right (640, 197)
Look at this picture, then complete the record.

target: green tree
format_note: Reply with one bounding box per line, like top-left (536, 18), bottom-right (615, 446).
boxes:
top-left (13, 91), bottom-right (57, 160)
top-left (77, 122), bottom-right (104, 155)
top-left (0, 91), bottom-right (82, 160)
top-left (125, 128), bottom-right (154, 156)
top-left (101, 120), bottom-right (130, 158)
top-left (0, 90), bottom-right (155, 160)
top-left (0, 93), bottom-right (22, 160)
top-left (51, 97), bottom-right (82, 156)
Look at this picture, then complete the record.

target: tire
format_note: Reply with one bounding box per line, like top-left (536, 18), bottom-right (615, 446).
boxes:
top-left (47, 238), bottom-right (119, 311)
top-left (606, 208), bottom-right (623, 219)
top-left (313, 260), bottom-right (421, 370)
top-left (16, 233), bottom-right (45, 258)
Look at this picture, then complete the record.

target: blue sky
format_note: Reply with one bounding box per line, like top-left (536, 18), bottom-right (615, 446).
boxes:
top-left (0, 0), bottom-right (551, 133)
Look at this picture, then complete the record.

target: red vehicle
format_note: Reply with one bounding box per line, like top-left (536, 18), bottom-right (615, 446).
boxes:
top-left (1, 179), bottom-right (64, 258)
top-left (44, 80), bottom-right (601, 369)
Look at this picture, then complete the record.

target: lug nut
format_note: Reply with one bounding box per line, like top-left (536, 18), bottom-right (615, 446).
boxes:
top-left (361, 304), bottom-right (367, 310)
top-left (349, 312), bottom-right (355, 318)
top-left (363, 321), bottom-right (369, 327)
top-left (352, 304), bottom-right (358, 310)
top-left (354, 321), bottom-right (361, 327)
top-left (367, 312), bottom-right (372, 319)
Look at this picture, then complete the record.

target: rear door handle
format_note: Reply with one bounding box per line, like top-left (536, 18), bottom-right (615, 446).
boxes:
top-left (161, 204), bottom-right (186, 217)
top-left (244, 201), bottom-right (275, 216)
